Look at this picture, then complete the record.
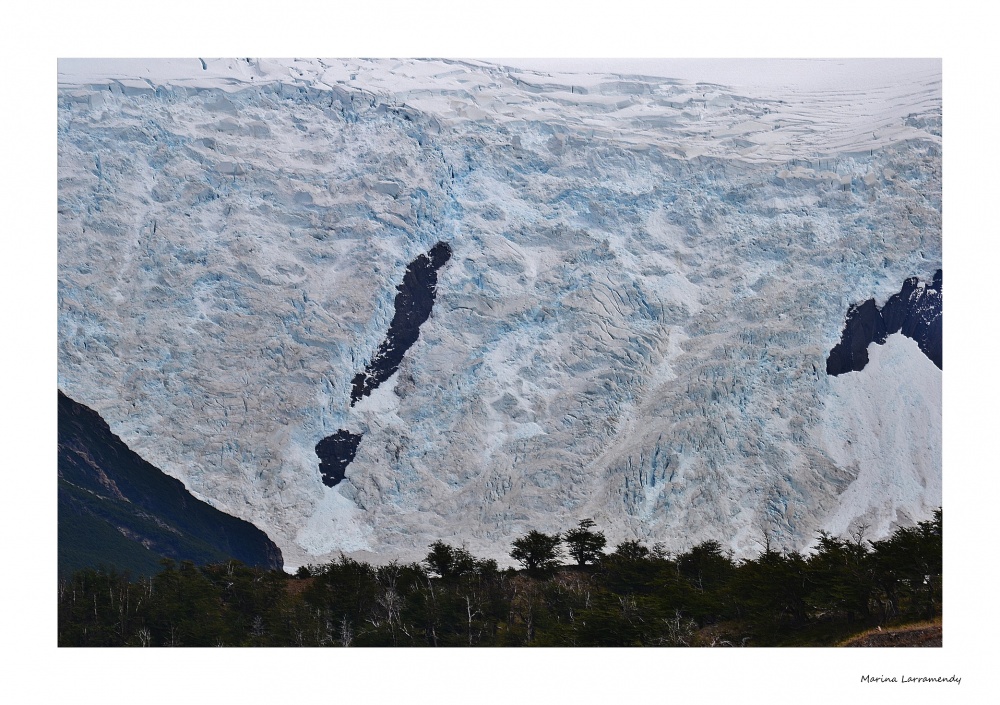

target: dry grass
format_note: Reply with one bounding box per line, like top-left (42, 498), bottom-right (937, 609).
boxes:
top-left (839, 617), bottom-right (942, 647)
top-left (283, 576), bottom-right (316, 597)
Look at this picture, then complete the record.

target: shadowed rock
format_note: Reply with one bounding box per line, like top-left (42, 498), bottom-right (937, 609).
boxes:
top-left (351, 242), bottom-right (452, 404)
top-left (58, 390), bottom-right (283, 577)
top-left (827, 270), bottom-right (941, 375)
top-left (315, 430), bottom-right (363, 488)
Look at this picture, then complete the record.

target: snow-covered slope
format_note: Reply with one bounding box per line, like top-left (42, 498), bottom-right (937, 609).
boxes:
top-left (57, 59), bottom-right (941, 568)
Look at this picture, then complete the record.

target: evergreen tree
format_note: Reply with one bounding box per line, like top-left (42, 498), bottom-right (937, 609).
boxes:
top-left (732, 551), bottom-right (809, 635)
top-left (611, 539), bottom-right (650, 562)
top-left (423, 541), bottom-right (476, 579)
top-left (869, 509), bottom-right (942, 620)
top-left (678, 540), bottom-right (733, 592)
top-left (510, 530), bottom-right (562, 575)
top-left (147, 559), bottom-right (228, 646)
top-left (805, 531), bottom-right (873, 622)
top-left (563, 519), bottom-right (607, 566)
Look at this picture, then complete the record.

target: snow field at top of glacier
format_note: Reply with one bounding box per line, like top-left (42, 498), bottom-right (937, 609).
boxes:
top-left (57, 59), bottom-right (941, 567)
top-left (59, 58), bottom-right (940, 164)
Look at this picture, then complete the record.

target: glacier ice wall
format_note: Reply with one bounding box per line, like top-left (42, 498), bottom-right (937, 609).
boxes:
top-left (57, 59), bottom-right (942, 567)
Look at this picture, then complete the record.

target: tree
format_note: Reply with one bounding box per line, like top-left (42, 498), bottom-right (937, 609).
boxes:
top-left (563, 519), bottom-right (607, 566)
top-left (678, 540), bottom-right (733, 592)
top-left (736, 550), bottom-right (811, 630)
top-left (869, 509), bottom-right (942, 620)
top-left (423, 541), bottom-right (476, 580)
top-left (510, 530), bottom-right (562, 575)
top-left (599, 540), bottom-right (659, 597)
top-left (611, 539), bottom-right (650, 562)
top-left (805, 531), bottom-right (873, 622)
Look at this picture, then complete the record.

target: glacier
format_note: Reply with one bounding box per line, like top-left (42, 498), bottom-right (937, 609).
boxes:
top-left (57, 58), bottom-right (942, 568)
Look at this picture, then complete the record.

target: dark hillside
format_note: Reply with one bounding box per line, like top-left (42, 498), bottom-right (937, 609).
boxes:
top-left (58, 390), bottom-right (283, 577)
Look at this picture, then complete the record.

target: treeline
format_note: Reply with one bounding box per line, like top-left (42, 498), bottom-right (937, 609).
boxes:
top-left (58, 510), bottom-right (940, 647)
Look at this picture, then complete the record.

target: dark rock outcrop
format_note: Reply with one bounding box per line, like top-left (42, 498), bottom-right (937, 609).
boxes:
top-left (826, 270), bottom-right (941, 375)
top-left (351, 242), bottom-right (452, 404)
top-left (58, 390), bottom-right (283, 577)
top-left (315, 243), bottom-right (452, 489)
top-left (315, 430), bottom-right (363, 488)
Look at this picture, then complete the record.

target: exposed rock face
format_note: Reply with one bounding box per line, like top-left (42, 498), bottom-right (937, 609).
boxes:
top-left (56, 59), bottom-right (942, 567)
top-left (351, 242), bottom-right (453, 405)
top-left (881, 269), bottom-right (942, 368)
top-left (315, 430), bottom-right (363, 488)
top-left (317, 242), bottom-right (452, 488)
top-left (826, 270), bottom-right (942, 375)
top-left (58, 391), bottom-right (284, 577)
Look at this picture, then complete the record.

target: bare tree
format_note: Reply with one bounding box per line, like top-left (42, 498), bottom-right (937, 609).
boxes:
top-left (339, 616), bottom-right (353, 647)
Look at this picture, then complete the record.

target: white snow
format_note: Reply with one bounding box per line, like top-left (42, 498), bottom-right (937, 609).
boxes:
top-left (818, 334), bottom-right (942, 541)
top-left (58, 58), bottom-right (940, 164)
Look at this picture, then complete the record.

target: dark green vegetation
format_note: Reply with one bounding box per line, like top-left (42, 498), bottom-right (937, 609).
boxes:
top-left (58, 391), bottom-right (283, 579)
top-left (58, 511), bottom-right (941, 647)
